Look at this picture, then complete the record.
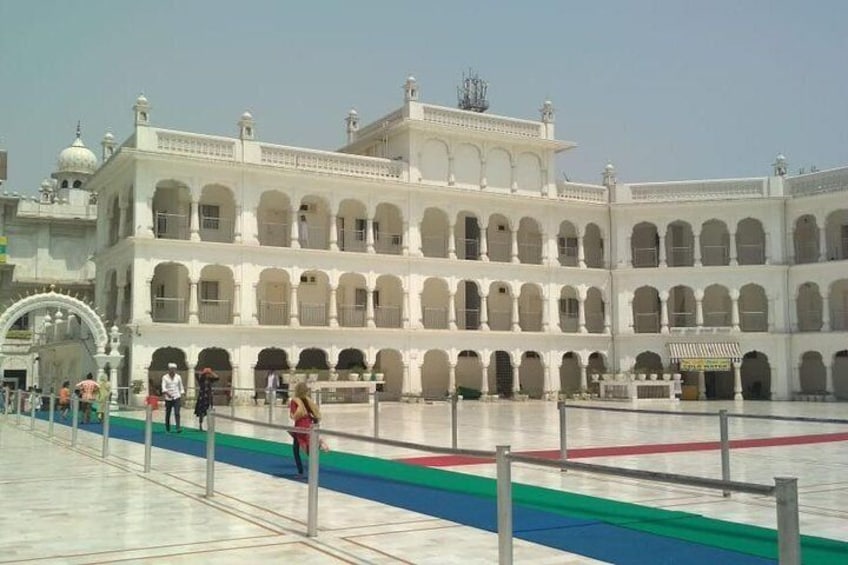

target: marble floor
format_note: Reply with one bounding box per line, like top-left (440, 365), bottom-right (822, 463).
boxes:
top-left (1, 399), bottom-right (846, 564)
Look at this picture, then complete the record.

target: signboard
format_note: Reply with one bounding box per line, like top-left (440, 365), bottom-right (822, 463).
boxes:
top-left (679, 358), bottom-right (731, 372)
top-left (0, 236), bottom-right (6, 264)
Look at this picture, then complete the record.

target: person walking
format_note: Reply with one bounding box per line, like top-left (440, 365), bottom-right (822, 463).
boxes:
top-left (265, 370), bottom-right (278, 405)
top-left (194, 367), bottom-right (216, 431)
top-left (288, 382), bottom-right (321, 478)
top-left (75, 375), bottom-right (99, 424)
top-left (58, 381), bottom-right (71, 420)
top-left (161, 363), bottom-right (185, 433)
top-left (96, 376), bottom-right (111, 422)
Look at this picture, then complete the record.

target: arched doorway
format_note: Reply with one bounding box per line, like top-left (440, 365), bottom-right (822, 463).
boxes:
top-left (741, 351), bottom-right (771, 400)
top-left (799, 351), bottom-right (826, 394)
top-left (197, 348), bottom-right (232, 405)
top-left (254, 348), bottom-right (289, 402)
top-left (148, 347), bottom-right (188, 396)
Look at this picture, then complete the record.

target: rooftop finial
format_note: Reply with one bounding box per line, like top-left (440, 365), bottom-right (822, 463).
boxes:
top-left (75, 121), bottom-right (81, 139)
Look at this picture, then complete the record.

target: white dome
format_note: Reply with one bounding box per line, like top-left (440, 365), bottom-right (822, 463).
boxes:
top-left (241, 110), bottom-right (253, 121)
top-left (136, 93), bottom-right (149, 105)
top-left (57, 137), bottom-right (98, 175)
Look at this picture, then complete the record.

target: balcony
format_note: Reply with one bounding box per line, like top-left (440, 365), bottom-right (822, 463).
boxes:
top-left (737, 243), bottom-right (765, 265)
top-left (456, 308), bottom-right (480, 330)
top-left (423, 307), bottom-right (448, 329)
top-left (832, 310), bottom-right (848, 331)
top-left (338, 229), bottom-right (367, 253)
top-left (154, 213), bottom-right (188, 240)
top-left (634, 312), bottom-right (660, 333)
top-left (740, 311), bottom-right (767, 332)
top-left (199, 215), bottom-right (234, 243)
top-left (519, 310), bottom-right (542, 331)
top-left (374, 233), bottom-right (403, 255)
top-left (701, 245), bottom-right (728, 266)
top-left (558, 244), bottom-right (578, 267)
top-left (299, 303), bottom-right (328, 326)
top-left (258, 301), bottom-right (289, 325)
top-left (633, 247), bottom-right (658, 268)
top-left (260, 222), bottom-right (290, 247)
top-left (422, 235), bottom-right (448, 258)
top-left (339, 305), bottom-right (366, 327)
top-left (199, 299), bottom-right (232, 324)
top-left (152, 297), bottom-right (187, 323)
top-left (375, 305), bottom-right (402, 328)
top-left (559, 314), bottom-right (578, 333)
top-left (489, 310), bottom-right (511, 331)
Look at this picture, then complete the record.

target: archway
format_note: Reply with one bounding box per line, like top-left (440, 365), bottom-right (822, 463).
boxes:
top-left (147, 347), bottom-right (188, 395)
top-left (741, 351), bottom-right (771, 400)
top-left (799, 351), bottom-right (826, 394)
top-left (254, 348), bottom-right (289, 401)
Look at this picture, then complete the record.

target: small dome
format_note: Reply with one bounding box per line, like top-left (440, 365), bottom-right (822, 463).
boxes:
top-left (57, 137), bottom-right (98, 175)
top-left (776, 153), bottom-right (786, 161)
top-left (407, 75), bottom-right (416, 83)
top-left (348, 107), bottom-right (358, 116)
top-left (241, 110), bottom-right (253, 121)
top-left (604, 162), bottom-right (615, 172)
top-left (103, 130), bottom-right (115, 142)
top-left (135, 93), bottom-right (149, 105)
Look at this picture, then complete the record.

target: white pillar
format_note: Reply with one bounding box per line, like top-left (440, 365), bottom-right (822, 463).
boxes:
top-left (402, 289), bottom-right (410, 328)
top-left (329, 286), bottom-right (338, 328)
top-left (402, 220), bottom-right (409, 256)
top-left (402, 363), bottom-right (411, 395)
top-left (190, 199), bottom-right (200, 241)
top-left (480, 224), bottom-right (489, 261)
top-left (511, 362), bottom-right (520, 395)
top-left (480, 294), bottom-right (490, 331)
top-left (290, 208), bottom-right (300, 249)
top-left (448, 292), bottom-right (457, 330)
top-left (541, 293), bottom-right (550, 332)
top-left (658, 234), bottom-right (667, 267)
top-left (698, 370), bottom-right (706, 400)
top-left (448, 363), bottom-right (456, 393)
top-left (480, 361), bottom-right (490, 395)
top-left (825, 363), bottom-right (835, 396)
top-left (733, 361), bottom-right (743, 401)
top-left (731, 290), bottom-right (741, 331)
top-left (366, 216), bottom-right (375, 253)
top-left (660, 291), bottom-right (669, 334)
top-left (232, 282), bottom-right (241, 324)
top-left (819, 225), bottom-right (827, 262)
top-left (366, 284), bottom-right (375, 328)
top-left (329, 214), bottom-right (339, 251)
top-left (448, 223), bottom-right (456, 259)
top-left (578, 294), bottom-right (587, 333)
top-left (142, 197), bottom-right (155, 238)
top-left (189, 280), bottom-right (199, 324)
top-left (511, 295), bottom-right (520, 332)
top-left (118, 202), bottom-right (127, 241)
top-left (579, 364), bottom-right (588, 392)
top-left (729, 231), bottom-right (738, 266)
top-left (115, 284), bottom-right (126, 324)
top-left (577, 234), bottom-right (586, 268)
top-left (289, 285), bottom-right (300, 327)
top-left (822, 294), bottom-right (831, 331)
top-left (510, 227), bottom-right (519, 263)
top-left (695, 289), bottom-right (704, 327)
top-left (693, 231), bottom-right (702, 266)
top-left (234, 205), bottom-right (243, 244)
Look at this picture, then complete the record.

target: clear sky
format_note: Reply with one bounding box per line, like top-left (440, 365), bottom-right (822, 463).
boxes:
top-left (1, 0), bottom-right (846, 193)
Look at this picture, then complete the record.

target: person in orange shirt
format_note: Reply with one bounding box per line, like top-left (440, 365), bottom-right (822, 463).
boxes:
top-left (75, 374), bottom-right (99, 424)
top-left (58, 381), bottom-right (71, 420)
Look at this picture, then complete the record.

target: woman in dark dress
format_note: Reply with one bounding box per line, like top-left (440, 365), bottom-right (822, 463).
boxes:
top-left (194, 367), bottom-right (216, 431)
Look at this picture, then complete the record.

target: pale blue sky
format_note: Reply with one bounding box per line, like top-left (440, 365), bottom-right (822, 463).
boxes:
top-left (1, 0), bottom-right (846, 193)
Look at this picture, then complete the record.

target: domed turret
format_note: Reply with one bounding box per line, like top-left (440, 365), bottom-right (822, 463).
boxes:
top-left (57, 136), bottom-right (98, 175)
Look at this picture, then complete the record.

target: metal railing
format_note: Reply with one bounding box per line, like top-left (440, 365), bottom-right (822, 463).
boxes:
top-left (337, 229), bottom-right (367, 252)
top-left (154, 212), bottom-right (189, 240)
top-left (457, 237), bottom-right (479, 260)
top-left (259, 221), bottom-right (290, 247)
top-left (489, 310), bottom-right (512, 331)
top-left (518, 310), bottom-right (542, 331)
top-left (737, 242), bottom-right (765, 265)
top-left (634, 312), bottom-right (660, 333)
top-left (199, 299), bottom-right (232, 324)
top-left (423, 307), bottom-right (448, 329)
top-left (258, 300), bottom-right (289, 325)
top-left (488, 239), bottom-right (511, 262)
top-left (704, 311), bottom-right (731, 327)
top-left (299, 303), bottom-right (328, 326)
top-left (667, 245), bottom-right (693, 267)
top-left (557, 244), bottom-right (578, 266)
top-left (152, 297), bottom-right (187, 323)
top-left (456, 308), bottom-right (480, 330)
top-left (632, 246), bottom-right (658, 268)
top-left (298, 227), bottom-right (328, 250)
top-left (375, 305), bottom-right (401, 328)
top-left (374, 233), bottom-right (403, 255)
top-left (670, 311), bottom-right (696, 327)
top-left (701, 244), bottom-right (729, 266)
top-left (831, 310), bottom-right (848, 331)
top-left (740, 310), bottom-right (768, 332)
top-left (517, 241), bottom-right (542, 264)
top-left (421, 235), bottom-right (448, 258)
top-left (559, 314), bottom-right (579, 333)
top-left (338, 305), bottom-right (366, 327)
top-left (199, 215), bottom-right (234, 243)
top-left (796, 310), bottom-right (822, 332)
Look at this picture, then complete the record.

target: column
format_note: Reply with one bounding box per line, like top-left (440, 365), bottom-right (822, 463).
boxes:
top-left (289, 285), bottom-right (300, 327)
top-left (511, 363), bottom-right (520, 395)
top-left (402, 289), bottom-right (410, 328)
top-left (418, 292), bottom-right (425, 327)
top-left (764, 232), bottom-right (771, 264)
top-left (188, 279), bottom-right (199, 324)
top-left (540, 231), bottom-right (548, 264)
top-left (402, 220), bottom-right (409, 256)
top-left (697, 370), bottom-right (706, 400)
top-left (660, 291), bottom-right (669, 334)
top-left (822, 294), bottom-right (831, 331)
top-left (480, 224), bottom-right (489, 261)
top-left (693, 231), bottom-right (702, 266)
top-left (189, 199), bottom-right (200, 241)
top-left (366, 217), bottom-right (375, 253)
top-left (730, 290), bottom-right (740, 331)
top-left (789, 297), bottom-right (798, 332)
top-left (579, 364), bottom-right (588, 392)
top-left (244, 206), bottom-right (259, 246)
top-left (511, 295), bottom-right (520, 332)
top-left (733, 361), bottom-right (743, 400)
top-left (510, 162), bottom-right (518, 193)
top-left (448, 155), bottom-right (456, 186)
top-left (402, 363), bottom-right (411, 395)
top-left (115, 284), bottom-right (126, 324)
top-left (328, 286), bottom-right (338, 327)
top-left (448, 363), bottom-right (456, 392)
top-left (626, 235), bottom-right (633, 266)
top-left (480, 294), bottom-right (489, 331)
top-left (695, 289), bottom-right (704, 327)
top-left (366, 285), bottom-right (375, 328)
top-left (578, 294), bottom-right (587, 333)
top-left (448, 292), bottom-right (457, 330)
top-left (658, 234), bottom-right (667, 267)
top-left (627, 294), bottom-right (635, 333)
top-left (510, 227), bottom-right (519, 263)
top-left (232, 282), bottom-right (241, 324)
top-left (234, 205), bottom-right (243, 244)
top-left (541, 293), bottom-right (550, 332)
top-left (480, 361), bottom-right (490, 395)
top-left (290, 209), bottom-right (300, 249)
top-left (729, 232), bottom-right (738, 266)
top-left (825, 363), bottom-right (835, 397)
top-left (143, 197), bottom-right (155, 238)
top-left (118, 202), bottom-right (127, 241)
top-left (819, 225), bottom-right (827, 262)
top-left (448, 223), bottom-right (456, 260)
top-left (603, 296), bottom-right (611, 333)
top-left (329, 213), bottom-right (338, 251)
top-left (577, 233), bottom-right (586, 268)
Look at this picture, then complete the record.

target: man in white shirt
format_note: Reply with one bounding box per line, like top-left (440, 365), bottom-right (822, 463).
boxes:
top-left (265, 371), bottom-right (278, 405)
top-left (161, 362), bottom-right (185, 433)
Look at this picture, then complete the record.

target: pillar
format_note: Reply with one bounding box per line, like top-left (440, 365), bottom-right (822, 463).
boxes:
top-left (733, 361), bottom-right (743, 400)
top-left (697, 370), bottom-right (706, 400)
top-left (510, 227), bottom-right (519, 263)
top-left (329, 285), bottom-right (338, 327)
top-left (366, 284), bottom-right (375, 328)
top-left (480, 223), bottom-right (489, 261)
top-left (729, 231), bottom-right (738, 266)
top-left (541, 293), bottom-right (550, 332)
top-left (511, 362), bottom-right (520, 395)
top-left (234, 205), bottom-right (243, 244)
top-left (402, 289), bottom-right (410, 328)
top-left (115, 284), bottom-right (126, 324)
top-left (819, 225), bottom-right (827, 262)
top-left (189, 199), bottom-right (200, 241)
top-left (480, 294), bottom-right (489, 331)
top-left (577, 233), bottom-right (586, 268)
top-left (118, 201), bottom-right (127, 242)
top-left (695, 289), bottom-right (704, 327)
top-left (448, 292), bottom-right (457, 330)
top-left (731, 290), bottom-right (740, 331)
top-left (579, 364), bottom-right (588, 392)
top-left (511, 295), bottom-right (520, 332)
top-left (822, 294), bottom-right (831, 331)
top-left (329, 213), bottom-right (338, 251)
top-left (626, 235), bottom-right (633, 266)
top-left (660, 291), bottom-right (669, 334)
top-left (290, 208), bottom-right (300, 249)
top-left (448, 363), bottom-right (456, 393)
top-left (188, 280), bottom-right (199, 324)
top-left (402, 220), bottom-right (409, 256)
top-left (289, 285), bottom-right (300, 327)
top-left (658, 234), bottom-right (667, 267)
top-left (603, 296), bottom-right (611, 333)
top-left (402, 363), bottom-right (411, 395)
top-left (448, 223), bottom-right (456, 260)
top-left (480, 361), bottom-right (490, 395)
top-left (693, 231), bottom-right (702, 266)
top-left (142, 197), bottom-right (155, 238)
top-left (578, 292), bottom-right (587, 333)
top-left (366, 217), bottom-right (375, 253)
top-left (825, 363), bottom-right (834, 397)
top-left (232, 282), bottom-right (241, 324)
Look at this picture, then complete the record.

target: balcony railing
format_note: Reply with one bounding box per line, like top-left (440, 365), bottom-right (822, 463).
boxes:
top-left (298, 227), bottom-right (328, 250)
top-left (337, 229), bottom-right (367, 252)
top-left (338, 305), bottom-right (366, 327)
top-left (487, 240), bottom-right (511, 262)
top-left (488, 310), bottom-right (512, 331)
top-left (518, 241), bottom-right (543, 265)
top-left (737, 243), bottom-right (765, 265)
top-left (670, 311), bottom-right (696, 327)
top-left (740, 311), bottom-right (767, 332)
top-left (795, 241), bottom-right (819, 264)
top-left (421, 235), bottom-right (447, 258)
top-left (258, 301), bottom-right (289, 325)
top-left (585, 312), bottom-right (605, 333)
top-left (668, 246), bottom-right (693, 267)
top-left (374, 233), bottom-right (403, 255)
top-left (199, 299), bottom-right (232, 324)
top-left (831, 310), bottom-right (848, 331)
top-left (558, 244), bottom-right (578, 266)
top-left (260, 222), bottom-right (290, 247)
top-left (152, 297), bottom-right (187, 323)
top-left (632, 247), bottom-right (658, 268)
top-left (704, 311), bottom-right (731, 327)
top-left (375, 305), bottom-right (401, 328)
top-left (458, 237), bottom-right (479, 260)
top-left (299, 303), bottom-right (328, 326)
top-left (634, 312), bottom-right (660, 333)
top-left (199, 216), bottom-right (234, 243)
top-left (519, 310), bottom-right (542, 331)
top-left (154, 212), bottom-right (189, 240)
top-left (423, 307), bottom-right (448, 329)
top-left (559, 314), bottom-right (579, 333)
top-left (701, 245), bottom-right (729, 266)
top-left (456, 308), bottom-right (480, 330)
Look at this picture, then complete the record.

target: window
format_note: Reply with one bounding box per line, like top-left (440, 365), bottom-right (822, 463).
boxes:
top-left (372, 220), bottom-right (380, 241)
top-left (200, 281), bottom-right (219, 301)
top-left (11, 314), bottom-right (29, 330)
top-left (155, 284), bottom-right (165, 298)
top-left (355, 288), bottom-right (367, 309)
top-left (558, 236), bottom-right (578, 257)
top-left (200, 205), bottom-right (220, 230)
top-left (559, 298), bottom-right (579, 317)
top-left (299, 275), bottom-right (316, 284)
top-left (355, 218), bottom-right (366, 241)
top-left (61, 180), bottom-right (69, 188)
top-left (72, 180), bottom-right (82, 188)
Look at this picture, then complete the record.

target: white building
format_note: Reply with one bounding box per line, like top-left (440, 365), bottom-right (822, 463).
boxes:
top-left (29, 78), bottom-right (845, 403)
top-left (0, 128), bottom-right (98, 389)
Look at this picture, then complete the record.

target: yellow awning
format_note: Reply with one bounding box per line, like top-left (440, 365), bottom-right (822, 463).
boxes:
top-left (667, 342), bottom-right (741, 361)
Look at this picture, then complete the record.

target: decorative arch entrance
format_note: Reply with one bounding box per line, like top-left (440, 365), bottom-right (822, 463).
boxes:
top-left (0, 288), bottom-right (123, 405)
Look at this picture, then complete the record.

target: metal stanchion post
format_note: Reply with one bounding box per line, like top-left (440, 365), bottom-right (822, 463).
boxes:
top-left (719, 409), bottom-right (731, 497)
top-left (71, 396), bottom-right (79, 447)
top-left (267, 397), bottom-right (273, 424)
top-left (450, 393), bottom-right (458, 449)
top-left (496, 445), bottom-right (513, 565)
top-left (205, 411), bottom-right (215, 497)
top-left (144, 404), bottom-right (153, 473)
top-left (373, 391), bottom-right (380, 438)
top-left (558, 400), bottom-right (567, 466)
top-left (2, 386), bottom-right (9, 415)
top-left (29, 392), bottom-right (36, 430)
top-left (15, 390), bottom-right (22, 425)
top-left (775, 477), bottom-right (801, 565)
top-left (101, 402), bottom-right (111, 458)
top-left (48, 394), bottom-right (55, 437)
top-left (230, 393), bottom-right (235, 419)
top-left (307, 423), bottom-right (320, 537)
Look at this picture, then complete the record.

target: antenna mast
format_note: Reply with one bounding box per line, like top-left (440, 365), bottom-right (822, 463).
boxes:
top-left (457, 69), bottom-right (489, 113)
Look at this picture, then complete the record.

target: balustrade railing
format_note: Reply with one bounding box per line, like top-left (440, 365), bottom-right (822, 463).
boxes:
top-left (456, 308), bottom-right (480, 330)
top-left (557, 244), bottom-right (578, 266)
top-left (518, 310), bottom-right (542, 331)
top-left (670, 311), bottom-right (696, 327)
top-left (632, 247), bottom-right (658, 268)
top-left (740, 311), bottom-right (767, 332)
top-left (421, 235), bottom-right (447, 258)
top-left (423, 307), bottom-right (448, 329)
top-left (634, 312), bottom-right (660, 333)
top-left (701, 244), bottom-right (729, 266)
top-left (488, 310), bottom-right (512, 331)
top-left (260, 222), bottom-right (290, 247)
top-left (299, 303), bottom-right (328, 326)
top-left (199, 216), bottom-right (234, 243)
top-left (559, 314), bottom-right (579, 333)
top-left (152, 297), bottom-right (187, 323)
top-left (704, 311), bottom-right (731, 327)
top-left (375, 305), bottom-right (401, 328)
top-left (259, 301), bottom-right (289, 325)
top-left (737, 243), bottom-right (765, 265)
top-left (199, 299), bottom-right (232, 324)
top-left (338, 305), bottom-right (366, 327)
top-left (154, 212), bottom-right (189, 240)
top-left (374, 233), bottom-right (403, 254)
top-left (457, 237), bottom-right (479, 260)
top-left (517, 241), bottom-right (543, 264)
top-left (337, 229), bottom-right (367, 252)
top-left (668, 246), bottom-right (693, 267)
top-left (298, 227), bottom-right (328, 250)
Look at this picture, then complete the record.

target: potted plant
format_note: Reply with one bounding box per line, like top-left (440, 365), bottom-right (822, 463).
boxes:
top-left (131, 379), bottom-right (146, 407)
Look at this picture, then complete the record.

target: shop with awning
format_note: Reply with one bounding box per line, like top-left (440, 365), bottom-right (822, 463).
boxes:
top-left (667, 342), bottom-right (744, 400)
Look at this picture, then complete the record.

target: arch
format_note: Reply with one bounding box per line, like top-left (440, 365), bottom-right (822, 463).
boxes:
top-left (560, 352), bottom-right (581, 395)
top-left (487, 213), bottom-right (512, 263)
top-left (152, 179), bottom-right (191, 240)
top-left (455, 350), bottom-right (482, 394)
top-left (456, 279), bottom-right (481, 330)
top-left (583, 223), bottom-right (604, 268)
top-left (421, 207), bottom-right (449, 258)
top-left (585, 287), bottom-right (605, 333)
top-left (796, 282), bottom-right (822, 332)
top-left (257, 268), bottom-right (291, 325)
top-left (632, 222), bottom-right (659, 267)
top-left (151, 262), bottom-right (190, 323)
top-left (516, 152), bottom-right (542, 193)
top-left (296, 348), bottom-right (329, 370)
top-left (257, 190), bottom-right (292, 247)
top-left (197, 347), bottom-right (233, 405)
top-left (297, 195), bottom-right (331, 250)
top-left (825, 209), bottom-right (848, 261)
top-left (829, 279), bottom-right (848, 331)
top-left (668, 285), bottom-right (696, 328)
top-left (421, 277), bottom-right (450, 329)
top-left (518, 283), bottom-right (543, 331)
top-left (633, 286), bottom-right (660, 333)
top-left (455, 210), bottom-right (481, 260)
top-left (558, 286), bottom-right (579, 332)
top-left (703, 284), bottom-right (731, 327)
top-left (666, 220), bottom-right (694, 267)
top-left (635, 351), bottom-right (663, 374)
top-left (587, 352), bottom-right (607, 376)
top-left (337, 198), bottom-right (369, 253)
top-left (254, 348), bottom-right (289, 398)
top-left (799, 351), bottom-right (826, 394)
top-left (375, 349), bottom-right (404, 399)
top-left (518, 351), bottom-right (544, 398)
top-left (739, 284), bottom-right (768, 332)
top-left (741, 351), bottom-right (771, 399)
top-left (198, 183), bottom-right (236, 243)
top-left (486, 148), bottom-right (512, 190)
top-left (147, 347), bottom-right (188, 395)
top-left (199, 264), bottom-right (235, 325)
top-left (373, 202), bottom-right (404, 255)
top-left (374, 274), bottom-right (403, 328)
top-left (736, 217), bottom-right (765, 265)
top-left (556, 220), bottom-right (579, 267)
top-left (421, 349), bottom-right (450, 398)
top-left (0, 289), bottom-right (110, 354)
top-left (517, 217), bottom-right (542, 264)
top-left (488, 281), bottom-right (514, 331)
top-left (454, 143), bottom-right (482, 186)
top-left (793, 214), bottom-right (819, 263)
top-left (420, 138), bottom-right (449, 183)
top-left (700, 219), bottom-right (729, 266)
top-left (490, 350), bottom-right (514, 397)
top-left (337, 348), bottom-right (365, 371)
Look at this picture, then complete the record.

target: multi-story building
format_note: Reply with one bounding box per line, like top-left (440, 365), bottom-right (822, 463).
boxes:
top-left (79, 78), bottom-right (846, 403)
top-left (0, 130), bottom-right (98, 389)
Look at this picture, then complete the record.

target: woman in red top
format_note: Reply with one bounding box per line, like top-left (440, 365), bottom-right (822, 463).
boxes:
top-left (288, 382), bottom-right (321, 477)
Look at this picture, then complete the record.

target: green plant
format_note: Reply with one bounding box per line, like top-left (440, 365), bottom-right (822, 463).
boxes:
top-left (131, 379), bottom-right (145, 394)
